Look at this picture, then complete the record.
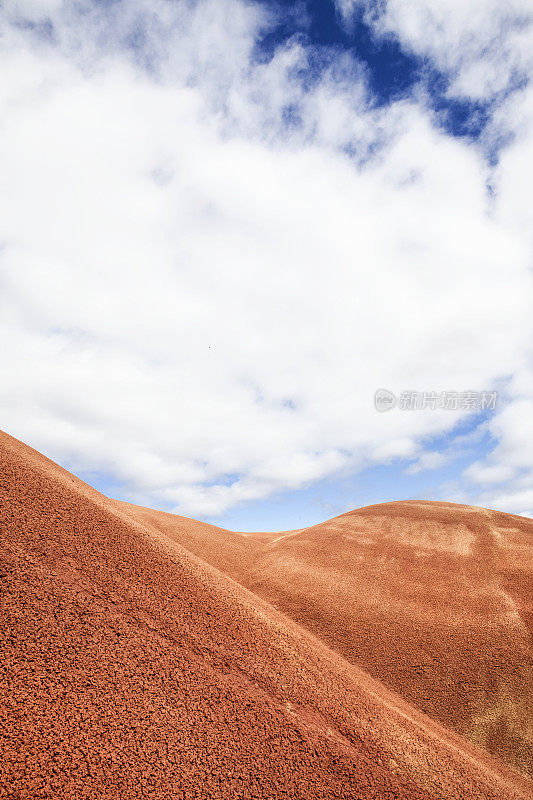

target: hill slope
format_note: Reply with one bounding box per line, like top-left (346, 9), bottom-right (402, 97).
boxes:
top-left (1, 430), bottom-right (531, 799)
top-left (119, 500), bottom-right (533, 777)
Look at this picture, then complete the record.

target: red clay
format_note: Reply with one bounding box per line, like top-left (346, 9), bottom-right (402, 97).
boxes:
top-left (1, 430), bottom-right (532, 799)
top-left (120, 500), bottom-right (533, 778)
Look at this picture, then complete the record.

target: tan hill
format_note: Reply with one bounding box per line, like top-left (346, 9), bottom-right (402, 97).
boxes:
top-left (119, 500), bottom-right (533, 778)
top-left (1, 430), bottom-right (531, 800)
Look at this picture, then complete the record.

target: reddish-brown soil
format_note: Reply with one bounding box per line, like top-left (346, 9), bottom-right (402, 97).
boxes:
top-left (119, 499), bottom-right (533, 778)
top-left (1, 431), bottom-right (532, 799)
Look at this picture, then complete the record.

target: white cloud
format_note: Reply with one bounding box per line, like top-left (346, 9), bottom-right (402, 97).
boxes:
top-left (339, 0), bottom-right (533, 100)
top-left (492, 83), bottom-right (533, 242)
top-left (405, 451), bottom-right (447, 476)
top-left (2, 0), bottom-right (64, 19)
top-left (0, 0), bottom-right (532, 518)
top-left (463, 462), bottom-right (517, 486)
top-left (452, 82), bottom-right (533, 518)
top-left (446, 368), bottom-right (533, 518)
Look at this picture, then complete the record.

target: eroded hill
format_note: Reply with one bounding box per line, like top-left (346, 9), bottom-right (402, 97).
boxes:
top-left (1, 430), bottom-right (531, 799)
top-left (120, 499), bottom-right (533, 777)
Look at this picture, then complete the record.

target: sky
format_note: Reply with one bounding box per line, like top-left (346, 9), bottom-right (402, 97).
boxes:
top-left (1, 0), bottom-right (532, 530)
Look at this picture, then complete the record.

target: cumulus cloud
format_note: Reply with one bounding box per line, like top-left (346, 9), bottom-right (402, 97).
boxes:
top-left (1, 0), bottom-right (532, 518)
top-left (338, 0), bottom-right (533, 100)
top-left (457, 370), bottom-right (533, 517)
top-left (405, 451), bottom-right (448, 476)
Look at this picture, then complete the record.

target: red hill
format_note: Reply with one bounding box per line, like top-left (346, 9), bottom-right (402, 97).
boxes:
top-left (1, 431), bottom-right (531, 799)
top-left (120, 501), bottom-right (533, 777)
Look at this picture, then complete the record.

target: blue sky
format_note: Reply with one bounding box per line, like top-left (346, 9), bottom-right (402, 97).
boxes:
top-left (1, 0), bottom-right (532, 529)
top-left (80, 406), bottom-right (500, 529)
top-left (256, 0), bottom-right (492, 139)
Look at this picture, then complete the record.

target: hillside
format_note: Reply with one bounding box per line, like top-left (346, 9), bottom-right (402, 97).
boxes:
top-left (119, 500), bottom-right (533, 777)
top-left (1, 430), bottom-right (531, 799)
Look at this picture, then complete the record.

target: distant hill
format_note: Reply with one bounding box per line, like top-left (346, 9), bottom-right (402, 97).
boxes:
top-left (120, 499), bottom-right (533, 778)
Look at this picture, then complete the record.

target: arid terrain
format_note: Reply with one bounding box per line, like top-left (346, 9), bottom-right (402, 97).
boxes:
top-left (125, 498), bottom-right (533, 777)
top-left (1, 430), bottom-right (532, 799)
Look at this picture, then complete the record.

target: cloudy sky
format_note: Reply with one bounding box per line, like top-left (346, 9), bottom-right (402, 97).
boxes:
top-left (1, 0), bottom-right (532, 529)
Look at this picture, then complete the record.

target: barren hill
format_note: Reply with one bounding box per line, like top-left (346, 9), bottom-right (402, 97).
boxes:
top-left (1, 431), bottom-right (531, 799)
top-left (119, 500), bottom-right (533, 778)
